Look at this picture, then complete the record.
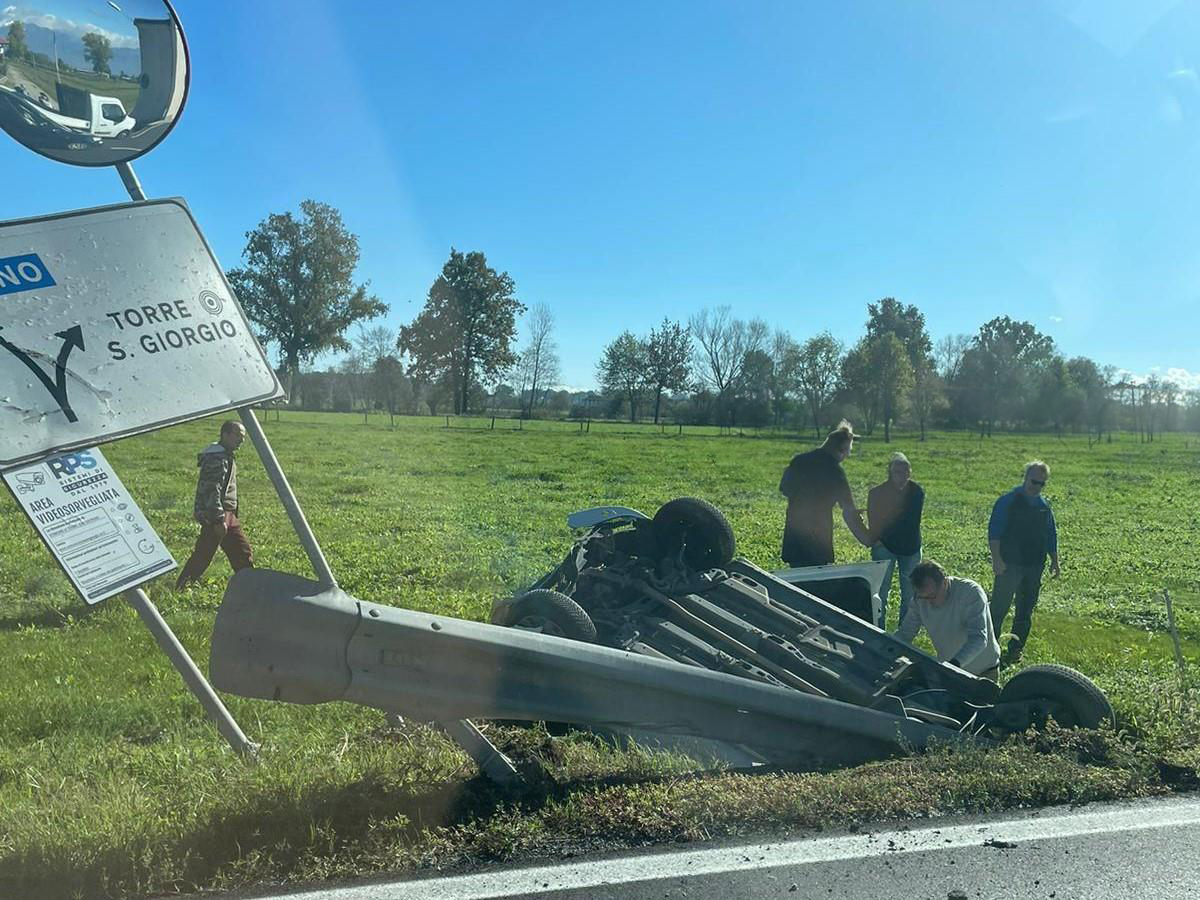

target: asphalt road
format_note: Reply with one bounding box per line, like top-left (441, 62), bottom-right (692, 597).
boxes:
top-left (230, 794), bottom-right (1200, 900)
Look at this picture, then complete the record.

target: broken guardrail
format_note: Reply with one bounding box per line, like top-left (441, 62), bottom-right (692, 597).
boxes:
top-left (210, 568), bottom-right (966, 772)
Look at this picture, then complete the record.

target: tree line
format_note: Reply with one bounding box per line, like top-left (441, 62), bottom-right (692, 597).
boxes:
top-left (228, 200), bottom-right (1200, 439)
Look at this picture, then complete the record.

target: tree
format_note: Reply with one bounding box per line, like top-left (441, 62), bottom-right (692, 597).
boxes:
top-left (517, 303), bottom-right (560, 417)
top-left (841, 334), bottom-right (912, 441)
top-left (689, 306), bottom-right (768, 426)
top-left (866, 297), bottom-right (932, 368)
top-left (643, 318), bottom-right (692, 424)
top-left (398, 249), bottom-right (525, 415)
top-left (958, 316), bottom-right (1055, 436)
top-left (82, 32), bottom-right (113, 75)
top-left (596, 331), bottom-right (646, 422)
top-left (1065, 357), bottom-right (1114, 439)
top-left (6, 22), bottom-right (28, 61)
top-left (339, 351), bottom-right (370, 423)
top-left (935, 333), bottom-right (972, 381)
top-left (766, 330), bottom-right (801, 429)
top-left (796, 332), bottom-right (843, 438)
top-left (371, 355), bottom-right (408, 425)
top-left (908, 355), bottom-right (943, 441)
top-left (227, 200), bottom-right (385, 401)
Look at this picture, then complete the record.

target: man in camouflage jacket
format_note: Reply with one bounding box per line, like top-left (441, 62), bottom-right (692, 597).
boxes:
top-left (175, 420), bottom-right (254, 588)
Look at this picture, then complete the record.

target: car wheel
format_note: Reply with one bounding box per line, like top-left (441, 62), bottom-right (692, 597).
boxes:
top-left (999, 663), bottom-right (1115, 730)
top-left (652, 496), bottom-right (736, 570)
top-left (501, 589), bottom-right (596, 642)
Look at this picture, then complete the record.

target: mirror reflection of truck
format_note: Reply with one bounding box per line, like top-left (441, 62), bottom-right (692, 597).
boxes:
top-left (50, 82), bottom-right (137, 137)
top-left (0, 82), bottom-right (136, 138)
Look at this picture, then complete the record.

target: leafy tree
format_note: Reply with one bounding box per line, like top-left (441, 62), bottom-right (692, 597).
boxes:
top-left (908, 355), bottom-right (943, 441)
top-left (596, 331), bottom-right (646, 422)
top-left (398, 249), bottom-right (525, 415)
top-left (370, 356), bottom-right (407, 424)
top-left (796, 332), bottom-right (843, 438)
top-left (959, 316), bottom-right (1055, 436)
top-left (6, 22), bottom-right (28, 61)
top-left (643, 318), bottom-right (692, 424)
top-left (841, 334), bottom-right (912, 441)
top-left (865, 297), bottom-right (932, 368)
top-left (228, 200), bottom-right (385, 400)
top-left (1065, 357), bottom-right (1115, 439)
top-left (82, 32), bottom-right (112, 75)
top-left (765, 330), bottom-right (801, 429)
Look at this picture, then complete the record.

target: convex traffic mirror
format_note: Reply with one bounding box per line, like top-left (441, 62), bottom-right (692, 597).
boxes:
top-left (0, 0), bottom-right (188, 166)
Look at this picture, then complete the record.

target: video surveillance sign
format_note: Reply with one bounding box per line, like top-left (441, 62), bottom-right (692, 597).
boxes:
top-left (0, 199), bottom-right (283, 468)
top-left (3, 446), bottom-right (175, 604)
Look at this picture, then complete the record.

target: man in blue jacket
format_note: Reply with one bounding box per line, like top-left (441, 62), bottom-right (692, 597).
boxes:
top-left (988, 460), bottom-right (1059, 664)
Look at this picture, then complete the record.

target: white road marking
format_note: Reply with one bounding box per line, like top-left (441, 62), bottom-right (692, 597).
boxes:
top-left (280, 797), bottom-right (1200, 900)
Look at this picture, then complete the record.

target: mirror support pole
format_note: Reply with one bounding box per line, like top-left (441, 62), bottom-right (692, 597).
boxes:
top-left (238, 406), bottom-right (336, 588)
top-left (115, 162), bottom-right (147, 202)
top-left (124, 586), bottom-right (258, 756)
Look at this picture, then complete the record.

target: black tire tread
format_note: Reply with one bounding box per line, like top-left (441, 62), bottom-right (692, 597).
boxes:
top-left (1000, 663), bottom-right (1115, 729)
top-left (505, 589), bottom-right (596, 642)
top-left (652, 496), bottom-right (737, 569)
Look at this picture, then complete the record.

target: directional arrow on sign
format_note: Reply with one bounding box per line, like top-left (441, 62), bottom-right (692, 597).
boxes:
top-left (0, 323), bottom-right (85, 423)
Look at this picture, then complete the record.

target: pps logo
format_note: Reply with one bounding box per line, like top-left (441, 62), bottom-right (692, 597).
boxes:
top-left (47, 451), bottom-right (98, 480)
top-left (0, 254), bottom-right (56, 297)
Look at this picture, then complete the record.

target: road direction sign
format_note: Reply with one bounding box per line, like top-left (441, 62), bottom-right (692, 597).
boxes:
top-left (0, 199), bottom-right (282, 468)
top-left (3, 446), bottom-right (175, 604)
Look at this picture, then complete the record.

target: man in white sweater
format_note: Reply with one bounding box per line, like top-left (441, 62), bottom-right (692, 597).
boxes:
top-left (895, 559), bottom-right (1001, 681)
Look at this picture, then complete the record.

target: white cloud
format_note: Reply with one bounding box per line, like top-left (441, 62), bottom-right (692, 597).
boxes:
top-left (1, 5), bottom-right (137, 48)
top-left (1049, 315), bottom-right (1064, 323)
top-left (1117, 367), bottom-right (1200, 390)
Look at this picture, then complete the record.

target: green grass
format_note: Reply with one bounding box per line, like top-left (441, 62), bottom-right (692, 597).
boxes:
top-left (1, 413), bottom-right (1198, 898)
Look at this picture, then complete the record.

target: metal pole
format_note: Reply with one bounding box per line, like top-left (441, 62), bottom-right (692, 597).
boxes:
top-left (106, 160), bottom-right (259, 757)
top-left (125, 586), bottom-right (257, 756)
top-left (238, 407), bottom-right (336, 588)
top-left (115, 161), bottom-right (146, 201)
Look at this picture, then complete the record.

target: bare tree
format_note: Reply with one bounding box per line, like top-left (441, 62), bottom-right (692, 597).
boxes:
top-left (935, 333), bottom-right (972, 381)
top-left (767, 330), bottom-right (801, 429)
top-left (517, 303), bottom-right (560, 417)
top-left (689, 306), bottom-right (768, 425)
top-left (796, 332), bottom-right (843, 438)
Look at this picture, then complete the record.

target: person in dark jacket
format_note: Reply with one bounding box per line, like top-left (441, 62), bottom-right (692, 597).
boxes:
top-left (175, 420), bottom-right (254, 589)
top-left (988, 460), bottom-right (1059, 663)
top-left (867, 452), bottom-right (925, 629)
top-left (779, 420), bottom-right (873, 568)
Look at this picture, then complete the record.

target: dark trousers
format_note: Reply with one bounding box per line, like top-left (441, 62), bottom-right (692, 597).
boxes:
top-left (177, 512), bottom-right (253, 586)
top-left (990, 563), bottom-right (1044, 651)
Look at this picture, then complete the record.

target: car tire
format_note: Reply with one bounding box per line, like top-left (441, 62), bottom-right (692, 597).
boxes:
top-left (652, 496), bottom-right (736, 570)
top-left (999, 663), bottom-right (1115, 729)
top-left (501, 589), bottom-right (596, 642)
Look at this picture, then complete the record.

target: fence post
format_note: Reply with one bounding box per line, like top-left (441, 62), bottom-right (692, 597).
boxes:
top-left (444, 415), bottom-right (450, 428)
top-left (678, 423), bottom-right (683, 435)
top-left (491, 416), bottom-right (495, 430)
top-left (586, 419), bottom-right (591, 433)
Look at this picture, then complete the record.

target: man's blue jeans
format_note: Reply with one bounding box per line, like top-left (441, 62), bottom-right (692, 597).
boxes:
top-left (871, 543), bottom-right (921, 629)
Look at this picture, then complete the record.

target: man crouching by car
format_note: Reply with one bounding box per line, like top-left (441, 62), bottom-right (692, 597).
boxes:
top-left (895, 559), bottom-right (1001, 681)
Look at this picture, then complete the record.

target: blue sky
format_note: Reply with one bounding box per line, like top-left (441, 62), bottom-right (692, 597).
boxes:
top-left (3, 0), bottom-right (1199, 389)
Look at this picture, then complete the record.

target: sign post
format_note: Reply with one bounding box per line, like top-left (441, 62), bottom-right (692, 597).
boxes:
top-left (0, 200), bottom-right (282, 757)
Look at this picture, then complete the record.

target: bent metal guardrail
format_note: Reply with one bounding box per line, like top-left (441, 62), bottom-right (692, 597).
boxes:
top-left (209, 568), bottom-right (965, 770)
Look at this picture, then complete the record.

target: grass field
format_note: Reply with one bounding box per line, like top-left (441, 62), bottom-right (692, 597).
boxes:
top-left (1, 413), bottom-right (1198, 898)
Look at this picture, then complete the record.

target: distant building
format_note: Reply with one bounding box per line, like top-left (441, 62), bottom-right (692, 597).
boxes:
top-left (0, 37), bottom-right (8, 58)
